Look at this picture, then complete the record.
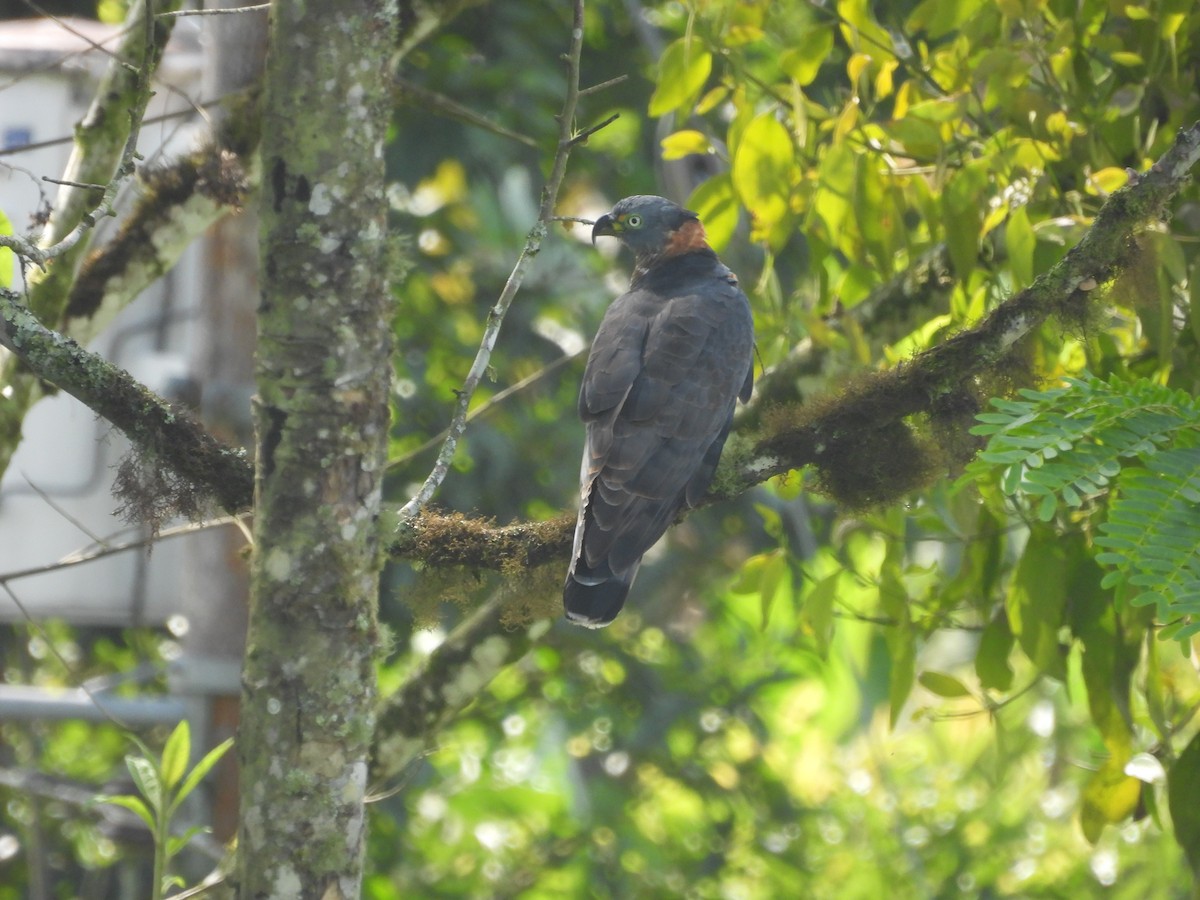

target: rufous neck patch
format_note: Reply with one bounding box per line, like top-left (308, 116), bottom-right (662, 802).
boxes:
top-left (662, 218), bottom-right (711, 257)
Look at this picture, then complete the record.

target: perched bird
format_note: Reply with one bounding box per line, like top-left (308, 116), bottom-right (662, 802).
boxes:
top-left (564, 195), bottom-right (755, 627)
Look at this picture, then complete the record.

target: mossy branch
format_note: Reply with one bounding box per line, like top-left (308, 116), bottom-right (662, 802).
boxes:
top-left (0, 0), bottom-right (182, 481)
top-left (5, 114), bottom-right (1198, 575)
top-left (0, 288), bottom-right (253, 518)
top-left (66, 91), bottom-right (261, 346)
top-left (390, 120), bottom-right (1200, 567)
top-left (371, 593), bottom-right (552, 784)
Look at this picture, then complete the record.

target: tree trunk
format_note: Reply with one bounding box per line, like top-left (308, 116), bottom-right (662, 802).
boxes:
top-left (236, 0), bottom-right (395, 895)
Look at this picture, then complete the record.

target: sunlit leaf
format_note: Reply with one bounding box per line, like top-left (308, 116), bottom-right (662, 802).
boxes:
top-left (803, 572), bottom-right (838, 655)
top-left (779, 28), bottom-right (833, 86)
top-left (1110, 51), bottom-right (1144, 67)
top-left (758, 551), bottom-right (788, 630)
top-left (732, 113), bottom-right (793, 243)
top-left (728, 552), bottom-right (772, 595)
top-left (917, 671), bottom-right (970, 698)
top-left (126, 755), bottom-right (164, 817)
top-left (166, 824), bottom-right (210, 858)
top-left (172, 737), bottom-right (235, 814)
top-left (0, 208), bottom-right (13, 288)
top-left (940, 158), bottom-right (991, 277)
top-left (660, 130), bottom-right (712, 161)
top-left (96, 794), bottom-right (155, 833)
top-left (1005, 206), bottom-right (1035, 289)
top-left (687, 174), bottom-right (740, 253)
top-left (161, 721), bottom-right (191, 791)
top-left (648, 38), bottom-right (712, 118)
top-left (1080, 756), bottom-right (1140, 843)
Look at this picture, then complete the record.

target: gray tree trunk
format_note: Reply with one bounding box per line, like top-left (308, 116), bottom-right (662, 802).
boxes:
top-left (236, 0), bottom-right (395, 895)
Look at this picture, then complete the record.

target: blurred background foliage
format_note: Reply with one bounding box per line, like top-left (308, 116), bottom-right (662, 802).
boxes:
top-left (3, 0), bottom-right (1200, 896)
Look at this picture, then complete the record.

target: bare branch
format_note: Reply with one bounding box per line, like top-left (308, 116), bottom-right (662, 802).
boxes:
top-left (395, 76), bottom-right (540, 149)
top-left (158, 2), bottom-right (270, 15)
top-left (398, 0), bottom-right (591, 522)
top-left (0, 103), bottom-right (220, 159)
top-left (371, 593), bottom-right (551, 784)
top-left (568, 111), bottom-right (620, 147)
top-left (0, 515), bottom-right (248, 586)
top-left (578, 74), bottom-right (629, 97)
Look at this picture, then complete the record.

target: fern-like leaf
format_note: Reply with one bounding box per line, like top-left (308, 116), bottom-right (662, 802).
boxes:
top-left (967, 374), bottom-right (1200, 520)
top-left (1094, 444), bottom-right (1200, 641)
top-left (968, 373), bottom-right (1200, 643)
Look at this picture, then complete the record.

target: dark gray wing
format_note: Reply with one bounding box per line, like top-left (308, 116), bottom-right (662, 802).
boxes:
top-left (565, 272), bottom-right (753, 626)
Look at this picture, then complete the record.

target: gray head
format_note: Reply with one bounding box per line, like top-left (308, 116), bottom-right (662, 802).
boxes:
top-left (591, 195), bottom-right (705, 263)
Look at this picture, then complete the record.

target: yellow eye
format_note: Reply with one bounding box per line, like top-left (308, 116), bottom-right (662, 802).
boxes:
top-left (626, 214), bottom-right (643, 228)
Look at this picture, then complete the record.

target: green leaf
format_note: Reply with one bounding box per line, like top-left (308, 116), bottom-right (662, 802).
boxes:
top-left (1005, 205), bottom-right (1035, 288)
top-left (1081, 756), bottom-right (1140, 843)
top-left (1169, 730), bottom-right (1200, 880)
top-left (171, 737), bottom-right (235, 815)
top-left (809, 142), bottom-right (855, 248)
top-left (166, 824), bottom-right (210, 858)
top-left (778, 27), bottom-right (833, 86)
top-left (803, 572), bottom-right (838, 655)
top-left (729, 551), bottom-right (772, 594)
top-left (97, 794), bottom-right (155, 832)
top-left (0, 208), bottom-right (13, 288)
top-left (975, 612), bottom-right (1014, 691)
top-left (887, 628), bottom-right (915, 727)
top-left (917, 671), bottom-right (970, 698)
top-left (660, 129), bottom-right (712, 161)
top-left (687, 174), bottom-right (740, 253)
top-left (880, 559), bottom-right (915, 726)
top-left (732, 112), bottom-right (794, 243)
top-left (836, 0), bottom-right (892, 52)
top-left (161, 721), bottom-right (191, 791)
top-left (648, 38), bottom-right (712, 118)
top-left (1069, 559), bottom-right (1134, 757)
top-left (126, 754), bottom-right (164, 816)
top-left (758, 551), bottom-right (788, 630)
top-left (1005, 533), bottom-right (1067, 679)
top-left (940, 158), bottom-right (990, 277)
top-left (1109, 51), bottom-right (1143, 67)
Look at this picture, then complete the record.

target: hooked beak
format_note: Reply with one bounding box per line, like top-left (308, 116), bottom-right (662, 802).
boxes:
top-left (591, 213), bottom-right (618, 246)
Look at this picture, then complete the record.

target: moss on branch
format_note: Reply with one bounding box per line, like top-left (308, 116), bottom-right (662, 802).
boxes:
top-left (0, 291), bottom-right (253, 519)
top-left (389, 120), bottom-right (1200, 568)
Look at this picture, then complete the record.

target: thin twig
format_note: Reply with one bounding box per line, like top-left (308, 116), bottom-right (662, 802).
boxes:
top-left (388, 349), bottom-right (583, 471)
top-left (21, 475), bottom-right (107, 547)
top-left (158, 2), bottom-right (270, 15)
top-left (549, 215), bottom-right (596, 226)
top-left (0, 102), bottom-right (220, 159)
top-left (0, 514), bottom-right (249, 586)
top-left (398, 0), bottom-right (596, 522)
top-left (0, 0), bottom-right (160, 269)
top-left (395, 77), bottom-right (540, 149)
top-left (41, 177), bottom-right (108, 191)
top-left (579, 74), bottom-right (629, 97)
top-left (18, 0), bottom-right (140, 74)
top-left (568, 112), bottom-right (620, 147)
top-left (0, 581), bottom-right (136, 730)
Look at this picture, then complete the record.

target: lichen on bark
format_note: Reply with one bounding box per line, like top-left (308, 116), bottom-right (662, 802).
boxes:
top-left (236, 0), bottom-right (397, 896)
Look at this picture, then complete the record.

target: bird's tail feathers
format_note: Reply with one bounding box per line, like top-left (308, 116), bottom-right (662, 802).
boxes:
top-left (563, 574), bottom-right (632, 628)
